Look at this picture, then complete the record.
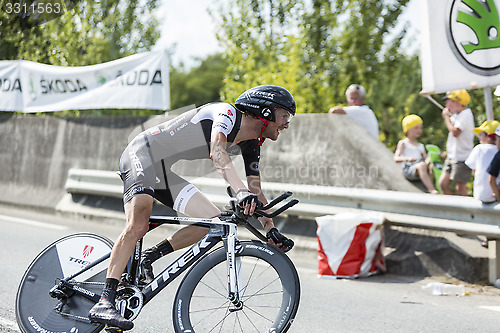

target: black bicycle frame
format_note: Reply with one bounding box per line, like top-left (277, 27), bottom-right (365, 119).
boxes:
top-left (54, 215), bottom-right (236, 306)
top-left (52, 194), bottom-right (298, 307)
top-left (141, 232), bottom-right (221, 304)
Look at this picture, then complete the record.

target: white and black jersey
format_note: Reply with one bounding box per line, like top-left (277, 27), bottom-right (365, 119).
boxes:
top-left (119, 103), bottom-right (260, 213)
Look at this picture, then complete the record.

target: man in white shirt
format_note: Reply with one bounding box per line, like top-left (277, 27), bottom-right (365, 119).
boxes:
top-left (329, 84), bottom-right (379, 139)
top-left (439, 89), bottom-right (475, 196)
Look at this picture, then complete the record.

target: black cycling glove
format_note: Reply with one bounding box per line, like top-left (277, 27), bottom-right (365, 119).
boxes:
top-left (266, 228), bottom-right (294, 252)
top-left (236, 190), bottom-right (259, 210)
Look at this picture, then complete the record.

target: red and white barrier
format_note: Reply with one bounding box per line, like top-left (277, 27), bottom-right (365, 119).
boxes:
top-left (316, 212), bottom-right (386, 279)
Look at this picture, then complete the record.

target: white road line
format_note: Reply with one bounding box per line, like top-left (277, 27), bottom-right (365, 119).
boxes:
top-left (0, 214), bottom-right (68, 230)
top-left (479, 306), bottom-right (500, 312)
top-left (0, 316), bottom-right (19, 331)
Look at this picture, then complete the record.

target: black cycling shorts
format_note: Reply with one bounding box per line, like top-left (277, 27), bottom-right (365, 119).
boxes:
top-left (119, 135), bottom-right (200, 214)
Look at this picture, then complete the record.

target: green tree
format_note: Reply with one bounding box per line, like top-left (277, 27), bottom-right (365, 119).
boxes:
top-left (170, 54), bottom-right (228, 109)
top-left (214, 0), bottom-right (448, 149)
top-left (0, 0), bottom-right (160, 66)
top-left (212, 0), bottom-right (310, 110)
top-left (0, 0), bottom-right (161, 116)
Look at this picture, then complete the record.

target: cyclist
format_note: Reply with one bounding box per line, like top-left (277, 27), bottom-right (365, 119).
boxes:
top-left (88, 85), bottom-right (296, 330)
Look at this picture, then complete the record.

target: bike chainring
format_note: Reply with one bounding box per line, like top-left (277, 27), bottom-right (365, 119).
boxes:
top-left (116, 284), bottom-right (144, 321)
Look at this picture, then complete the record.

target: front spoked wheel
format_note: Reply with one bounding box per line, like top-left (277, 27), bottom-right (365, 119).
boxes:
top-left (173, 240), bottom-right (300, 333)
top-left (16, 233), bottom-right (113, 333)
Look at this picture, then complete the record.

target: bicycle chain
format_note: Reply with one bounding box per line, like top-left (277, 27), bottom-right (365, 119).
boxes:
top-left (55, 307), bottom-right (93, 323)
top-left (53, 280), bottom-right (105, 324)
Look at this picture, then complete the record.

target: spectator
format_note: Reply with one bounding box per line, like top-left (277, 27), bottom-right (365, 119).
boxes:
top-left (465, 120), bottom-right (500, 203)
top-left (439, 89), bottom-right (475, 196)
top-left (487, 124), bottom-right (500, 201)
top-left (394, 115), bottom-right (438, 194)
top-left (329, 84), bottom-right (379, 139)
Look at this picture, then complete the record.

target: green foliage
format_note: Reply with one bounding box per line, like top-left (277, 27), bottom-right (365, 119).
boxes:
top-left (1, 0), bottom-right (160, 65)
top-left (212, 0), bottom-right (311, 110)
top-left (0, 0), bottom-right (161, 117)
top-left (213, 0), bottom-right (498, 151)
top-left (170, 54), bottom-right (228, 109)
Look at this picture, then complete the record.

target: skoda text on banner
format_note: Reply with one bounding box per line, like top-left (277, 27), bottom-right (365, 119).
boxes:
top-left (420, 0), bottom-right (500, 94)
top-left (0, 51), bottom-right (170, 113)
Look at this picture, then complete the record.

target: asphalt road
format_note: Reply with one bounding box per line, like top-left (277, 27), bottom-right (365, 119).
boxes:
top-left (1, 206), bottom-right (500, 332)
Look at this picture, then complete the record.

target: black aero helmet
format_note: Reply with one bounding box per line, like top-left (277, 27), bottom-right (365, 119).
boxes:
top-left (235, 85), bottom-right (296, 122)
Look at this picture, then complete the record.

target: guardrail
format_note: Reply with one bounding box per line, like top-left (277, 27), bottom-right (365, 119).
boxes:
top-left (65, 168), bottom-right (500, 283)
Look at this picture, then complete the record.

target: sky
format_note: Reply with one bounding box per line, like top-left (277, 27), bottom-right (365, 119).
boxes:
top-left (154, 0), bottom-right (421, 68)
top-left (153, 0), bottom-right (222, 68)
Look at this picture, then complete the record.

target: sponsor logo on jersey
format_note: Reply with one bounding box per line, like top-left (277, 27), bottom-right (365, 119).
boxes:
top-left (176, 122), bottom-right (188, 131)
top-left (170, 130), bottom-right (175, 136)
top-left (150, 126), bottom-right (160, 135)
top-left (82, 245), bottom-right (94, 258)
top-left (219, 113), bottom-right (234, 125)
top-left (228, 109), bottom-right (233, 116)
top-left (129, 150), bottom-right (145, 177)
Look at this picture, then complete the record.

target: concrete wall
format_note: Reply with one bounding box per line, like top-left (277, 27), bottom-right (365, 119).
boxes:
top-left (0, 116), bottom-right (148, 209)
top-left (0, 113), bottom-right (418, 209)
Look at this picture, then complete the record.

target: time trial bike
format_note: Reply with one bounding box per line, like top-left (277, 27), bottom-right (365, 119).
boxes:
top-left (16, 190), bottom-right (301, 333)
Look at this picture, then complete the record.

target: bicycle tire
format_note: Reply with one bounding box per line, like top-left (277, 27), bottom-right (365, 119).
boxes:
top-left (173, 240), bottom-right (300, 333)
top-left (16, 233), bottom-right (113, 333)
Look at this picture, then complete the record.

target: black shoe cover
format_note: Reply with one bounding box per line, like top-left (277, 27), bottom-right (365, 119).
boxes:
top-left (88, 299), bottom-right (133, 330)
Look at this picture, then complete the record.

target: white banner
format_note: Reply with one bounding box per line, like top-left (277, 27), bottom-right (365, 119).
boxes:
top-left (420, 0), bottom-right (500, 94)
top-left (0, 51), bottom-right (170, 112)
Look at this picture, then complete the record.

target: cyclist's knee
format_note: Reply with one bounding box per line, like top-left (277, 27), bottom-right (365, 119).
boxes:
top-left (124, 194), bottom-right (154, 240)
top-left (124, 222), bottom-right (149, 241)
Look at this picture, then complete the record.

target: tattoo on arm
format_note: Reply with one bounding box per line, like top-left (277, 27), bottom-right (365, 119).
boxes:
top-left (211, 143), bottom-right (232, 171)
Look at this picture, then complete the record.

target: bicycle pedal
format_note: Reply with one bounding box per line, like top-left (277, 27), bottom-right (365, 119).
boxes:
top-left (105, 326), bottom-right (123, 333)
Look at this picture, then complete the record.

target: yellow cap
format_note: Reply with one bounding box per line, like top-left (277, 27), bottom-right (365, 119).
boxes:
top-left (473, 120), bottom-right (500, 135)
top-left (443, 89), bottom-right (470, 106)
top-left (402, 114), bottom-right (423, 134)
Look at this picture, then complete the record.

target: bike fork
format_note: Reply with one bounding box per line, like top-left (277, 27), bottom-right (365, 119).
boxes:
top-left (225, 224), bottom-right (243, 311)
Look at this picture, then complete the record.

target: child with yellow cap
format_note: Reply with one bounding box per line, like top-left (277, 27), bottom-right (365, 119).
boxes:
top-left (465, 120), bottom-right (500, 203)
top-left (440, 89), bottom-right (474, 196)
top-left (394, 115), bottom-right (438, 194)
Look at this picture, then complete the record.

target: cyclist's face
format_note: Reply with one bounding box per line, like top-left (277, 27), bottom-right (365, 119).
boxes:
top-left (263, 108), bottom-right (293, 141)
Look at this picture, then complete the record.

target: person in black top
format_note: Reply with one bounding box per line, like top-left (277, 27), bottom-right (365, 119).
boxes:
top-left (88, 85), bottom-right (297, 330)
top-left (487, 124), bottom-right (500, 201)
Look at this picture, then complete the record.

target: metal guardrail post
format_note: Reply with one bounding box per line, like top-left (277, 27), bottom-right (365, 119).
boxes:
top-left (489, 241), bottom-right (500, 284)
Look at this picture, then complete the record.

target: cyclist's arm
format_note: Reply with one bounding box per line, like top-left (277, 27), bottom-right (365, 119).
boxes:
top-left (210, 132), bottom-right (247, 193)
